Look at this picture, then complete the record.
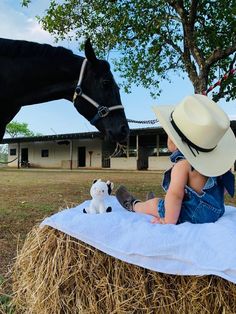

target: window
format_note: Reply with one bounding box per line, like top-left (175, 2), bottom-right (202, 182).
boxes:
top-left (10, 148), bottom-right (16, 156)
top-left (41, 149), bottom-right (49, 158)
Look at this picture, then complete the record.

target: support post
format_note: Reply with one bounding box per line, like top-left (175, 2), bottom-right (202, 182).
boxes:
top-left (136, 135), bottom-right (139, 159)
top-left (136, 134), bottom-right (139, 170)
top-left (89, 151), bottom-right (93, 167)
top-left (17, 142), bottom-right (20, 169)
top-left (69, 140), bottom-right (73, 170)
top-left (156, 135), bottom-right (160, 156)
top-left (127, 136), bottom-right (129, 158)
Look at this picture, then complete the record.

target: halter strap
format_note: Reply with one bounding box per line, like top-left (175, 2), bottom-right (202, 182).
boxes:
top-left (170, 112), bottom-right (216, 157)
top-left (73, 59), bottom-right (124, 125)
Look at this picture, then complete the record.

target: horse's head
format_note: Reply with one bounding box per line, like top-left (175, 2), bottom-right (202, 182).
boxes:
top-left (73, 39), bottom-right (129, 144)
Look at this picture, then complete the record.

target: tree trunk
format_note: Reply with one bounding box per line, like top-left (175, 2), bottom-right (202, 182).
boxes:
top-left (193, 78), bottom-right (207, 94)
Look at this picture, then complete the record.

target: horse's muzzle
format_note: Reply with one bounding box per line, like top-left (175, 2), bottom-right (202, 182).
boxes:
top-left (107, 124), bottom-right (130, 144)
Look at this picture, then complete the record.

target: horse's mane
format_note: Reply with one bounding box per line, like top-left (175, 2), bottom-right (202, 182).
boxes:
top-left (0, 38), bottom-right (74, 59)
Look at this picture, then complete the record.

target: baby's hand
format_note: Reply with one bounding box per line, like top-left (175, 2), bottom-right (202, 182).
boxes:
top-left (151, 217), bottom-right (161, 224)
top-left (151, 217), bottom-right (165, 224)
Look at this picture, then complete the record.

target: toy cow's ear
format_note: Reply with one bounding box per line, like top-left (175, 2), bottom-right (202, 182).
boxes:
top-left (106, 181), bottom-right (114, 195)
top-left (92, 178), bottom-right (101, 184)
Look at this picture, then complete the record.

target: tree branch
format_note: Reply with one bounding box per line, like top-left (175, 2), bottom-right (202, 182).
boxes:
top-left (182, 37), bottom-right (199, 86)
top-left (212, 86), bottom-right (236, 102)
top-left (229, 53), bottom-right (236, 70)
top-left (168, 0), bottom-right (185, 19)
top-left (168, 0), bottom-right (205, 71)
top-left (206, 44), bottom-right (236, 69)
top-left (212, 53), bottom-right (236, 101)
top-left (189, 0), bottom-right (199, 30)
top-left (167, 0), bottom-right (202, 89)
top-left (164, 15), bottom-right (183, 55)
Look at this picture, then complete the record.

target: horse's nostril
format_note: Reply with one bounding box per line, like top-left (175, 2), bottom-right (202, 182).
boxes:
top-left (107, 124), bottom-right (129, 143)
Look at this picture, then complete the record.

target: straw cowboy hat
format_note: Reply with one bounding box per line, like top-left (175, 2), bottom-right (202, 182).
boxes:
top-left (153, 94), bottom-right (236, 176)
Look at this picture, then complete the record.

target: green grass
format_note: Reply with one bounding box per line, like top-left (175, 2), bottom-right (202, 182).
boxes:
top-left (0, 275), bottom-right (14, 314)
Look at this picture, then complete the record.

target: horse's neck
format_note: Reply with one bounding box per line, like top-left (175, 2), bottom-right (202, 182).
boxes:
top-left (31, 55), bottom-right (84, 105)
top-left (2, 54), bottom-right (84, 106)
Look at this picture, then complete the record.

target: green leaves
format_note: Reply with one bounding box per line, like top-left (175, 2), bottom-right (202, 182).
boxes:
top-left (6, 121), bottom-right (35, 138)
top-left (21, 0), bottom-right (31, 7)
top-left (23, 0), bottom-right (236, 100)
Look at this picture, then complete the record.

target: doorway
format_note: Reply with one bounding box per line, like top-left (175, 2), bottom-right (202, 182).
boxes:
top-left (102, 141), bottom-right (116, 168)
top-left (21, 148), bottom-right (28, 163)
top-left (21, 148), bottom-right (29, 167)
top-left (137, 135), bottom-right (157, 170)
top-left (78, 147), bottom-right (86, 167)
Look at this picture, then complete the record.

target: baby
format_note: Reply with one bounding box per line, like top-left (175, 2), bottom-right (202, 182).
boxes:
top-left (116, 95), bottom-right (236, 224)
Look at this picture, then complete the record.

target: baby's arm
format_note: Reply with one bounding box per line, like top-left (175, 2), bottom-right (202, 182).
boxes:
top-left (163, 160), bottom-right (189, 224)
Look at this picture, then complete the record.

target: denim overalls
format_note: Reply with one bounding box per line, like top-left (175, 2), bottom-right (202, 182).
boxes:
top-left (158, 150), bottom-right (235, 224)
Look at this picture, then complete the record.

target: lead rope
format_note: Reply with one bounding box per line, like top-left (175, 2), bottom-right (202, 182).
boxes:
top-left (0, 156), bottom-right (18, 164)
top-left (127, 118), bottom-right (158, 124)
top-left (128, 67), bottom-right (236, 125)
top-left (105, 143), bottom-right (128, 160)
top-left (202, 68), bottom-right (236, 96)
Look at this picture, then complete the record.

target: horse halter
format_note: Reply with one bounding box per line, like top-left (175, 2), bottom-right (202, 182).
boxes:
top-left (73, 58), bottom-right (124, 126)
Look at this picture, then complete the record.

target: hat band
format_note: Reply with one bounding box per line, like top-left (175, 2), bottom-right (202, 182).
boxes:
top-left (170, 112), bottom-right (216, 157)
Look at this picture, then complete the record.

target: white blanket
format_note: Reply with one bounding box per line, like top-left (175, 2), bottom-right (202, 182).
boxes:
top-left (41, 196), bottom-right (236, 284)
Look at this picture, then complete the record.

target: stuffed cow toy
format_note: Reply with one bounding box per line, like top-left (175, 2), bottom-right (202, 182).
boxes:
top-left (83, 179), bottom-right (114, 214)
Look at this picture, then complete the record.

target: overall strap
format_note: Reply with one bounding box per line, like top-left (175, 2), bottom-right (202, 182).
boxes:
top-left (170, 150), bottom-right (194, 170)
top-left (169, 150), bottom-right (185, 163)
top-left (219, 171), bottom-right (235, 197)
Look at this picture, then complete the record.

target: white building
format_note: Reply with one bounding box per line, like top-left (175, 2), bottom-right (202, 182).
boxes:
top-left (3, 123), bottom-right (236, 171)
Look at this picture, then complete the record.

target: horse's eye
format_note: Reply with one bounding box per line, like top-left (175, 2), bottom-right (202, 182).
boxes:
top-left (102, 80), bottom-right (112, 88)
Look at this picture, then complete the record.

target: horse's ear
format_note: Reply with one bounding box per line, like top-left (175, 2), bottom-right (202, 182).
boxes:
top-left (85, 38), bottom-right (98, 64)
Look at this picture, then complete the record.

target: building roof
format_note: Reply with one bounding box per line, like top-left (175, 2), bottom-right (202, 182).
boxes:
top-left (2, 121), bottom-right (236, 144)
top-left (2, 127), bottom-right (164, 144)
top-left (2, 130), bottom-right (102, 144)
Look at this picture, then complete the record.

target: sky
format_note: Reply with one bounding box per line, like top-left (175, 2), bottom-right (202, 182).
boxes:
top-left (0, 0), bottom-right (235, 136)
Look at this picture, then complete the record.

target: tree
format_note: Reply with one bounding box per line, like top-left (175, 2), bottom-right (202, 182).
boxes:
top-left (6, 121), bottom-right (35, 138)
top-left (0, 144), bottom-right (8, 163)
top-left (22, 0), bottom-right (236, 101)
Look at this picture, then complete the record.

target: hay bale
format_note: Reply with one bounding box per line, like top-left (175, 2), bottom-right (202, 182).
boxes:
top-left (12, 226), bottom-right (236, 314)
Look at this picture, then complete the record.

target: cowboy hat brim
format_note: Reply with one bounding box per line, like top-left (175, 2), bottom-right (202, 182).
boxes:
top-left (153, 105), bottom-right (236, 176)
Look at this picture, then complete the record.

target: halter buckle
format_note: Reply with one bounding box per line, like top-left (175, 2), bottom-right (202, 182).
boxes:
top-left (98, 106), bottom-right (109, 118)
top-left (75, 85), bottom-right (83, 96)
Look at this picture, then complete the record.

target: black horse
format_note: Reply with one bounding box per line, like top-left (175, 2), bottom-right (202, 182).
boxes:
top-left (0, 38), bottom-right (129, 143)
